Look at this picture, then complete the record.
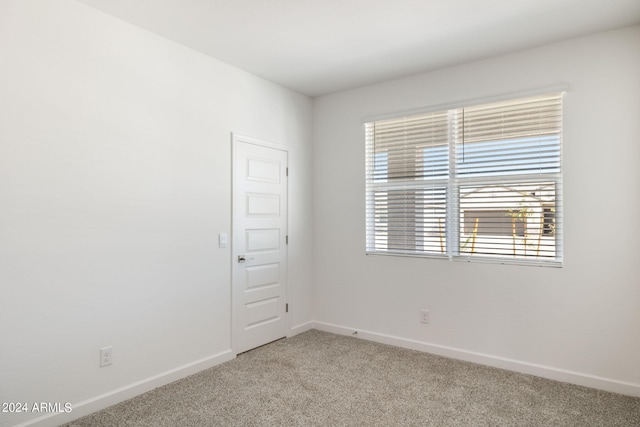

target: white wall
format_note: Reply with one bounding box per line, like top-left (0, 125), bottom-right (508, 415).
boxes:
top-left (0, 1), bottom-right (312, 426)
top-left (312, 25), bottom-right (640, 395)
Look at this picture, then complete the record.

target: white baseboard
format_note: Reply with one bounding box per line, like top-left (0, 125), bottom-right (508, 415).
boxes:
top-left (16, 349), bottom-right (235, 427)
top-left (289, 320), bottom-right (314, 337)
top-left (11, 323), bottom-right (638, 427)
top-left (312, 321), bottom-right (640, 397)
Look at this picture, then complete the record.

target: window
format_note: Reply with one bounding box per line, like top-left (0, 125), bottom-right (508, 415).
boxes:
top-left (365, 93), bottom-right (563, 266)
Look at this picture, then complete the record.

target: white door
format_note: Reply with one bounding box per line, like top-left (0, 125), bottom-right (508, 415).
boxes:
top-left (232, 135), bottom-right (288, 354)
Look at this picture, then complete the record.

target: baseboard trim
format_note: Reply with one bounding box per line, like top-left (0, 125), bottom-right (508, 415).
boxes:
top-left (12, 323), bottom-right (638, 427)
top-left (289, 320), bottom-right (314, 337)
top-left (313, 321), bottom-right (640, 397)
top-left (16, 349), bottom-right (235, 427)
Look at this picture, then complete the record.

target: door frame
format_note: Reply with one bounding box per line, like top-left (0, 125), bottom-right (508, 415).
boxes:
top-left (231, 132), bottom-right (290, 354)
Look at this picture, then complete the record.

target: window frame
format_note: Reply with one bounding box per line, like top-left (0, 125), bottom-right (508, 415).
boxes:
top-left (365, 89), bottom-right (565, 267)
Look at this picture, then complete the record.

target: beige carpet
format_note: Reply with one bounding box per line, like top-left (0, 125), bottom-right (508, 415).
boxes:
top-left (65, 330), bottom-right (640, 426)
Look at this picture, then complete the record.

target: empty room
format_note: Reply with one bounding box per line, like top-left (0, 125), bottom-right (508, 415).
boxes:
top-left (1, 0), bottom-right (639, 426)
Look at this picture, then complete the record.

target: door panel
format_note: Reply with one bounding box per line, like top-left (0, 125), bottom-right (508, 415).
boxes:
top-left (246, 264), bottom-right (280, 289)
top-left (246, 193), bottom-right (280, 216)
top-left (232, 135), bottom-right (287, 354)
top-left (245, 228), bottom-right (280, 252)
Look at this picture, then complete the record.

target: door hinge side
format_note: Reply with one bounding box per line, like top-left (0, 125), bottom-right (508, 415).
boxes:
top-left (286, 303), bottom-right (289, 313)
top-left (286, 167), bottom-right (289, 177)
top-left (286, 235), bottom-right (288, 244)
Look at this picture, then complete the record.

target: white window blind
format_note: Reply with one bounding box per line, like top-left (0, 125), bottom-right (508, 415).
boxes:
top-left (365, 93), bottom-right (563, 266)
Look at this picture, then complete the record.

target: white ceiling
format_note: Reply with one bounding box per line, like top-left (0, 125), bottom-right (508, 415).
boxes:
top-left (76, 0), bottom-right (640, 97)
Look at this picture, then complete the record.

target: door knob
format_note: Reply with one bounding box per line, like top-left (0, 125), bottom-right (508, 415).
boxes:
top-left (238, 255), bottom-right (254, 263)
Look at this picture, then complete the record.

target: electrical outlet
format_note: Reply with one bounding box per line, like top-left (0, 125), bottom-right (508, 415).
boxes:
top-left (420, 309), bottom-right (430, 324)
top-left (100, 346), bottom-right (112, 367)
